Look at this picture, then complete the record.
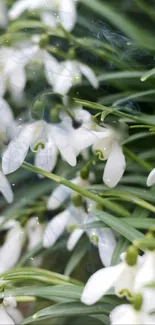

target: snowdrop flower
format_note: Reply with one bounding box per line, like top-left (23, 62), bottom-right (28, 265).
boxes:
top-left (134, 250), bottom-right (155, 291)
top-left (147, 168), bottom-right (155, 187)
top-left (2, 297), bottom-right (23, 325)
top-left (81, 248), bottom-right (141, 305)
top-left (43, 205), bottom-right (86, 248)
top-left (0, 171), bottom-right (13, 203)
top-left (0, 223), bottom-right (25, 274)
top-left (46, 60), bottom-right (99, 95)
top-left (92, 125), bottom-right (127, 188)
top-left (0, 98), bottom-right (16, 139)
top-left (47, 175), bottom-right (88, 210)
top-left (9, 0), bottom-right (77, 32)
top-left (0, 302), bottom-right (15, 324)
top-left (2, 117), bottom-right (84, 175)
top-left (110, 303), bottom-right (155, 325)
top-left (0, 1), bottom-right (8, 28)
top-left (88, 225), bottom-right (117, 267)
top-left (44, 175), bottom-right (88, 247)
top-left (0, 46), bottom-right (35, 101)
top-left (26, 217), bottom-right (44, 266)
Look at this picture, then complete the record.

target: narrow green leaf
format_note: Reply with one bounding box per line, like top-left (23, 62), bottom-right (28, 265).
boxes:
top-left (111, 237), bottom-right (130, 265)
top-left (64, 236), bottom-right (89, 276)
top-left (22, 302), bottom-right (112, 324)
top-left (95, 211), bottom-right (144, 242)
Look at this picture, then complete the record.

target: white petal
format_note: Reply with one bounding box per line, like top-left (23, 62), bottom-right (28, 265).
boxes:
top-left (30, 120), bottom-right (47, 151)
top-left (103, 141), bottom-right (126, 188)
top-left (0, 304), bottom-right (14, 325)
top-left (0, 98), bottom-right (14, 134)
top-left (9, 68), bottom-right (26, 101)
top-left (44, 52), bottom-right (61, 86)
top-left (0, 75), bottom-right (5, 97)
top-left (47, 184), bottom-right (73, 210)
top-left (43, 210), bottom-right (70, 248)
top-left (6, 307), bottom-right (23, 325)
top-left (111, 304), bottom-right (138, 325)
top-left (3, 297), bottom-right (17, 308)
top-left (115, 264), bottom-right (138, 295)
top-left (53, 61), bottom-right (81, 95)
top-left (97, 228), bottom-right (117, 267)
top-left (0, 224), bottom-right (25, 274)
top-left (35, 140), bottom-right (57, 172)
top-left (9, 0), bottom-right (34, 20)
top-left (0, 172), bottom-right (13, 204)
top-left (81, 263), bottom-right (124, 305)
top-left (79, 63), bottom-right (99, 88)
top-left (2, 124), bottom-right (33, 175)
top-left (134, 251), bottom-right (155, 291)
top-left (59, 0), bottom-right (77, 31)
top-left (41, 12), bottom-right (57, 28)
top-left (67, 229), bottom-right (84, 251)
top-left (51, 124), bottom-right (76, 166)
top-left (147, 168), bottom-right (155, 187)
top-left (26, 217), bottom-right (44, 250)
top-left (0, 217), bottom-right (17, 230)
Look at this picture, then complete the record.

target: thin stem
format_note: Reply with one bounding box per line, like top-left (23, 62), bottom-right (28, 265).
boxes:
top-left (22, 162), bottom-right (129, 217)
top-left (124, 146), bottom-right (153, 172)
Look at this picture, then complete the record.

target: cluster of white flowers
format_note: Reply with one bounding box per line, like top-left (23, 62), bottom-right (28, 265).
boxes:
top-left (81, 245), bottom-right (155, 324)
top-left (1, 1), bottom-right (155, 324)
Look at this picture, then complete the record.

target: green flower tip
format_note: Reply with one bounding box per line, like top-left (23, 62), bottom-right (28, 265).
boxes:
top-left (39, 34), bottom-right (49, 48)
top-left (125, 245), bottom-right (138, 266)
top-left (80, 167), bottom-right (89, 180)
top-left (133, 293), bottom-right (143, 311)
top-left (72, 194), bottom-right (83, 207)
top-left (33, 142), bottom-right (45, 152)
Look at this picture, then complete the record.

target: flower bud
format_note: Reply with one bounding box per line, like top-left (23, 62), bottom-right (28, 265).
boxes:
top-left (133, 293), bottom-right (143, 311)
top-left (125, 245), bottom-right (138, 266)
top-left (32, 99), bottom-right (44, 120)
top-left (80, 167), bottom-right (89, 180)
top-left (72, 194), bottom-right (83, 207)
top-left (39, 34), bottom-right (49, 48)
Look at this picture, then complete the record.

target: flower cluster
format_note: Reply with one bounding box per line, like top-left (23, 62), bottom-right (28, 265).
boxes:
top-left (81, 244), bottom-right (155, 324)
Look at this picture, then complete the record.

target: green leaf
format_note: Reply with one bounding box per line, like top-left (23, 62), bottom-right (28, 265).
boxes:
top-left (1, 268), bottom-right (82, 286)
top-left (95, 211), bottom-right (144, 243)
top-left (79, 0), bottom-right (155, 51)
top-left (21, 302), bottom-right (112, 324)
top-left (111, 237), bottom-right (130, 265)
top-left (64, 236), bottom-right (89, 276)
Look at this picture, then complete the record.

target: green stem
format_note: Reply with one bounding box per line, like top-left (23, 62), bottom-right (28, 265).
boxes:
top-left (73, 98), bottom-right (155, 126)
top-left (22, 162), bottom-right (129, 217)
top-left (124, 146), bottom-right (153, 172)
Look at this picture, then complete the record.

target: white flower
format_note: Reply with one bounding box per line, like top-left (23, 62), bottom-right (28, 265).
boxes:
top-left (0, 46), bottom-right (34, 101)
top-left (0, 223), bottom-right (25, 274)
top-left (93, 125), bottom-right (126, 188)
top-left (0, 303), bottom-right (15, 325)
top-left (81, 253), bottom-right (141, 305)
top-left (2, 107), bottom-right (104, 175)
top-left (110, 304), bottom-right (155, 325)
top-left (46, 60), bottom-right (99, 95)
top-left (0, 98), bottom-right (16, 139)
top-left (134, 250), bottom-right (155, 291)
top-left (88, 227), bottom-right (117, 267)
top-left (9, 0), bottom-right (77, 32)
top-left (26, 217), bottom-right (44, 266)
top-left (0, 1), bottom-right (8, 28)
top-left (147, 168), bottom-right (155, 187)
top-left (3, 297), bottom-right (23, 325)
top-left (0, 171), bottom-right (13, 203)
top-left (47, 175), bottom-right (88, 210)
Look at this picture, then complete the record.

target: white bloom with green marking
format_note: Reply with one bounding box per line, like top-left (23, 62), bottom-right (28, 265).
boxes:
top-left (9, 0), bottom-right (77, 32)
